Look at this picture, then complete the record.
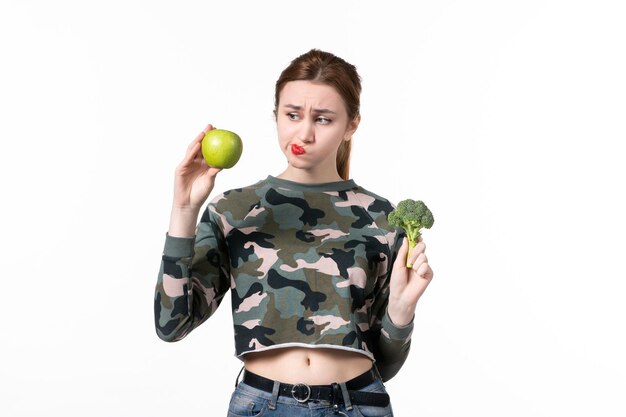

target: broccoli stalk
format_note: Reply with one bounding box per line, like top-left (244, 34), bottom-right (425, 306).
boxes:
top-left (387, 199), bottom-right (434, 268)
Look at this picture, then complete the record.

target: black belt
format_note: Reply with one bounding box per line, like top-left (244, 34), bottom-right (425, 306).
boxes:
top-left (241, 368), bottom-right (390, 407)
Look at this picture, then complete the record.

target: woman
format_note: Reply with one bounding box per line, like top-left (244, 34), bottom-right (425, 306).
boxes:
top-left (154, 49), bottom-right (434, 416)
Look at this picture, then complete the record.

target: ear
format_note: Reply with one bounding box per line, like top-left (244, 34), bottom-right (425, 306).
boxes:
top-left (344, 114), bottom-right (361, 141)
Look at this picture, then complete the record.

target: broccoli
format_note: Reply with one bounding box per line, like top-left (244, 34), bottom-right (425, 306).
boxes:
top-left (387, 199), bottom-right (434, 268)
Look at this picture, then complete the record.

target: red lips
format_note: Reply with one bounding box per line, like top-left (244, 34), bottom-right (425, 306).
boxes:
top-left (291, 144), bottom-right (305, 155)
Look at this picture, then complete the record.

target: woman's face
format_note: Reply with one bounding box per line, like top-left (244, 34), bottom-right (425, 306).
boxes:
top-left (276, 80), bottom-right (359, 177)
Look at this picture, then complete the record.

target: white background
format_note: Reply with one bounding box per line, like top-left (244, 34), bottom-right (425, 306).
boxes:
top-left (1, 1), bottom-right (625, 416)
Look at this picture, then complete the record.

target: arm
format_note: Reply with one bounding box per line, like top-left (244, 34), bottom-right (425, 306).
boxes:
top-left (370, 232), bottom-right (415, 381)
top-left (154, 204), bottom-right (230, 341)
top-left (373, 231), bottom-right (434, 380)
top-left (153, 124), bottom-right (229, 341)
top-left (375, 310), bottom-right (414, 382)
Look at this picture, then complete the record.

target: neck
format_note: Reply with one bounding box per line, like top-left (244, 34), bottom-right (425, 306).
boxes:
top-left (277, 165), bottom-right (344, 184)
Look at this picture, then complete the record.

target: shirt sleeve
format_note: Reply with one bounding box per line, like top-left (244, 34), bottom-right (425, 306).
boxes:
top-left (370, 229), bottom-right (414, 382)
top-left (154, 203), bottom-right (231, 342)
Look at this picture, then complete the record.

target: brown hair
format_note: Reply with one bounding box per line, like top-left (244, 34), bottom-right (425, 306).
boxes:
top-left (274, 49), bottom-right (362, 180)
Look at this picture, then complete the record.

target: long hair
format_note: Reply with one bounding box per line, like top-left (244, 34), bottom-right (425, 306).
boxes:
top-left (274, 49), bottom-right (361, 180)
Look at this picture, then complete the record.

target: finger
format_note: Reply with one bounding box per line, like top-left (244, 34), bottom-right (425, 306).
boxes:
top-left (410, 252), bottom-right (428, 270)
top-left (409, 253), bottom-right (428, 269)
top-left (412, 241), bottom-right (426, 256)
top-left (206, 166), bottom-right (223, 177)
top-left (190, 124), bottom-right (216, 159)
top-left (407, 242), bottom-right (426, 265)
top-left (190, 123), bottom-right (216, 158)
top-left (183, 141), bottom-right (203, 165)
top-left (189, 124), bottom-right (214, 149)
top-left (191, 129), bottom-right (206, 147)
top-left (414, 262), bottom-right (433, 280)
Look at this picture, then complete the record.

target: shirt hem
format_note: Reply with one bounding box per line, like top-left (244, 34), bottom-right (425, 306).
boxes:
top-left (235, 343), bottom-right (375, 361)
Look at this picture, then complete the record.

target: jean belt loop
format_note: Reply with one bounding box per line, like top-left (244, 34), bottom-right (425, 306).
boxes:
top-left (372, 365), bottom-right (384, 385)
top-left (235, 366), bottom-right (245, 388)
top-left (339, 382), bottom-right (353, 411)
top-left (268, 380), bottom-right (280, 410)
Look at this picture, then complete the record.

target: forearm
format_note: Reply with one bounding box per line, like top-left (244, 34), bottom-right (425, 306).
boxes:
top-left (155, 235), bottom-right (197, 341)
top-left (168, 206), bottom-right (201, 237)
top-left (156, 206), bottom-right (231, 342)
top-left (386, 298), bottom-right (416, 328)
top-left (375, 309), bottom-right (414, 381)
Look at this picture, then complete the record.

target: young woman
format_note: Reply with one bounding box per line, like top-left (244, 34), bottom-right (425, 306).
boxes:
top-left (154, 49), bottom-right (434, 416)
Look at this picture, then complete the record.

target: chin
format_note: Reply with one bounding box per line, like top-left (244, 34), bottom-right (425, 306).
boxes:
top-left (289, 164), bottom-right (311, 172)
top-left (287, 159), bottom-right (311, 168)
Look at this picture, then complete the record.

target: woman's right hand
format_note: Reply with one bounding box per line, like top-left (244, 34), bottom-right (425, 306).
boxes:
top-left (173, 124), bottom-right (222, 211)
top-left (168, 124), bottom-right (223, 237)
top-left (169, 124), bottom-right (222, 237)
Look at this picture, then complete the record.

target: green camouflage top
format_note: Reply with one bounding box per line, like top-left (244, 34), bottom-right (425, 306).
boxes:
top-left (154, 176), bottom-right (413, 381)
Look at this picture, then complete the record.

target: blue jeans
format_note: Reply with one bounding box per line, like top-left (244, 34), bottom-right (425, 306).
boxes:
top-left (227, 378), bottom-right (394, 417)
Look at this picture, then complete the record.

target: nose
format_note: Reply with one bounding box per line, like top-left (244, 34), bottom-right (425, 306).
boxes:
top-left (297, 119), bottom-right (315, 143)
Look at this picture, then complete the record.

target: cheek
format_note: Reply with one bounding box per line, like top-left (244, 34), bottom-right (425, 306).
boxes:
top-left (319, 128), bottom-right (345, 149)
top-left (276, 128), bottom-right (290, 152)
top-left (277, 121), bottom-right (296, 143)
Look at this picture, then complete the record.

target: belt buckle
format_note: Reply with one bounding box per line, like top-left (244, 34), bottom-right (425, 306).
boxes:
top-left (291, 383), bottom-right (312, 403)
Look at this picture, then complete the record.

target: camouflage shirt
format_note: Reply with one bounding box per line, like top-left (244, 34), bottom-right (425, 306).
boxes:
top-left (154, 176), bottom-right (413, 381)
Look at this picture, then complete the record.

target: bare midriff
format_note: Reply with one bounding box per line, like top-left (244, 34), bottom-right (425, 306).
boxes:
top-left (243, 346), bottom-right (374, 385)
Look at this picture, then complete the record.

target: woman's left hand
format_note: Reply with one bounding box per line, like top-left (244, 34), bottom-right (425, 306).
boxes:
top-left (387, 237), bottom-right (434, 327)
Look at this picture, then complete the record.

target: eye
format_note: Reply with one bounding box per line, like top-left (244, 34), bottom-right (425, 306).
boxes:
top-left (287, 112), bottom-right (299, 121)
top-left (317, 117), bottom-right (331, 125)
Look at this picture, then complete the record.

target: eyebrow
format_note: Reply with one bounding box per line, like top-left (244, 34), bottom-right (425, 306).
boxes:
top-left (283, 104), bottom-right (337, 114)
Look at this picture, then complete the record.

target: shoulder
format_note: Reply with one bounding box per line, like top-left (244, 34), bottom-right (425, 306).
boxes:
top-left (350, 184), bottom-right (396, 216)
top-left (349, 183), bottom-right (404, 250)
top-left (208, 177), bottom-right (271, 210)
top-left (198, 178), bottom-right (270, 226)
top-left (342, 183), bottom-right (399, 235)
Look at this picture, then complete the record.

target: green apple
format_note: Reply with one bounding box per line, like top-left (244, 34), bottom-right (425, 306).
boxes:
top-left (201, 129), bottom-right (243, 169)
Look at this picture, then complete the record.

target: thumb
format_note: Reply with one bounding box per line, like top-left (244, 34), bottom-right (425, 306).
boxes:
top-left (393, 237), bottom-right (409, 270)
top-left (207, 166), bottom-right (223, 177)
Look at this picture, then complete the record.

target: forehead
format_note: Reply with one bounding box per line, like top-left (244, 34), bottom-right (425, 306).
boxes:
top-left (279, 80), bottom-right (344, 109)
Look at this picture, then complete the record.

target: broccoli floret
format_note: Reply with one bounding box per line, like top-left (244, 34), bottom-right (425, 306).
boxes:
top-left (387, 199), bottom-right (434, 268)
